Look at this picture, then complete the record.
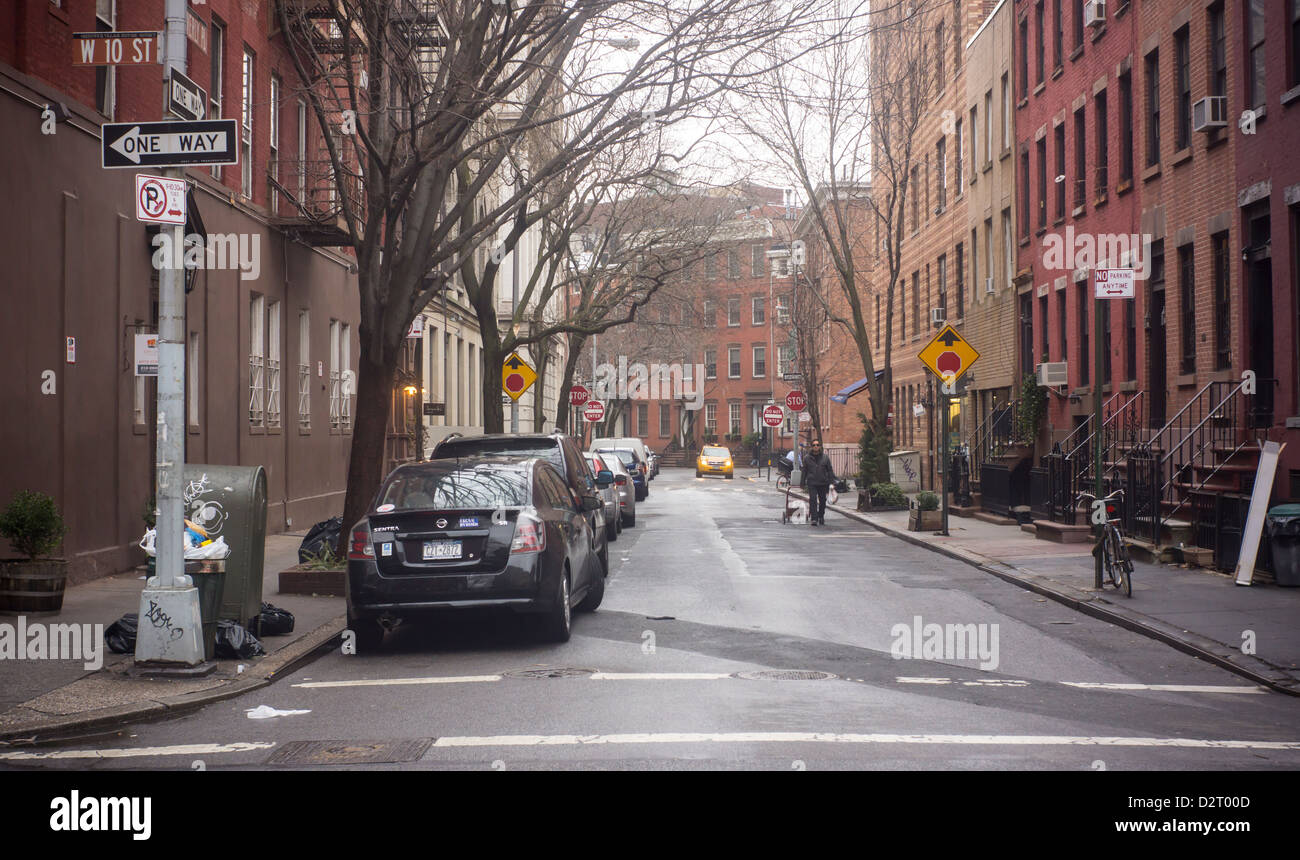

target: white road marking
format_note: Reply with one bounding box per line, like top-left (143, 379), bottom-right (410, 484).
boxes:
top-left (0, 742), bottom-right (276, 761)
top-left (430, 732), bottom-right (1300, 751)
top-left (294, 674), bottom-right (502, 689)
top-left (1061, 682), bottom-right (1269, 694)
top-left (589, 672), bottom-right (735, 681)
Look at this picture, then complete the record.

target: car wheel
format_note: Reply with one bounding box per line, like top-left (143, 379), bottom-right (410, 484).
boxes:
top-left (616, 516), bottom-right (623, 535)
top-left (576, 568), bottom-right (605, 613)
top-left (607, 517), bottom-right (618, 542)
top-left (346, 613), bottom-right (384, 653)
top-left (540, 568), bottom-right (572, 643)
top-left (695, 470), bottom-right (702, 478)
top-left (623, 510), bottom-right (636, 527)
top-left (726, 473), bottom-right (734, 480)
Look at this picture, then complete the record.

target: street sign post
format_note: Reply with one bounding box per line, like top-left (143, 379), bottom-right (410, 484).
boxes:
top-left (762, 404), bottom-right (784, 427)
top-left (72, 31), bottom-right (161, 66)
top-left (166, 69), bottom-right (206, 121)
top-left (134, 174), bottom-right (187, 225)
top-left (1092, 268), bottom-right (1135, 586)
top-left (918, 325), bottom-right (981, 538)
top-left (501, 352), bottom-right (537, 401)
top-left (584, 400), bottom-right (606, 423)
top-left (785, 390), bottom-right (807, 412)
top-left (102, 119), bottom-right (238, 168)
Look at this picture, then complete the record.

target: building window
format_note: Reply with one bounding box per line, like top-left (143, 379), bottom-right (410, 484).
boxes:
top-left (705, 403), bottom-right (717, 435)
top-left (249, 295), bottom-right (265, 427)
top-left (1174, 27), bottom-right (1191, 151)
top-left (1001, 73), bottom-right (1010, 150)
top-left (775, 295), bottom-right (790, 324)
top-left (94, 0), bottom-right (116, 119)
top-left (1209, 5), bottom-right (1227, 99)
top-left (753, 345), bottom-right (766, 377)
top-left (911, 271), bottom-right (921, 336)
top-left (1094, 90), bottom-right (1109, 195)
top-left (636, 403), bottom-right (648, 437)
top-left (728, 346), bottom-right (741, 379)
top-left (729, 402), bottom-right (741, 436)
top-left (954, 243), bottom-right (964, 316)
top-left (984, 90), bottom-right (994, 165)
top-left (297, 100), bottom-right (307, 208)
top-left (1002, 210), bottom-right (1014, 287)
top-left (1036, 137), bottom-right (1047, 229)
top-left (1035, 1), bottom-right (1045, 84)
top-left (702, 298), bottom-right (715, 327)
top-left (1073, 108), bottom-right (1086, 208)
top-left (970, 106), bottom-right (979, 174)
top-left (936, 20), bottom-right (945, 93)
top-left (1077, 283), bottom-right (1089, 385)
top-left (1019, 17), bottom-right (1030, 98)
top-left (1125, 287), bottom-right (1137, 381)
top-left (1058, 287), bottom-right (1069, 363)
top-left (752, 295), bottom-right (765, 325)
top-left (955, 118), bottom-right (964, 190)
top-left (705, 254), bottom-right (717, 280)
top-left (1145, 50), bottom-right (1160, 168)
top-left (728, 249), bottom-right (741, 279)
top-left (1074, 0), bottom-right (1085, 51)
top-left (727, 297), bottom-right (741, 326)
top-left (1179, 245), bottom-right (1196, 375)
top-left (266, 300), bottom-right (281, 429)
top-left (241, 48), bottom-right (255, 199)
top-left (970, 228), bottom-right (980, 298)
top-left (269, 75), bottom-right (281, 214)
top-left (778, 345), bottom-right (796, 377)
top-left (752, 244), bottom-right (765, 276)
top-left (188, 332), bottom-right (200, 426)
top-left (1054, 124), bottom-right (1066, 220)
top-left (659, 403), bottom-right (672, 437)
top-left (1291, 0), bottom-right (1300, 88)
top-left (936, 137), bottom-right (947, 210)
top-left (1039, 293), bottom-right (1050, 362)
top-left (1020, 293), bottom-right (1035, 378)
top-left (705, 348), bottom-right (717, 379)
top-left (298, 310), bottom-right (311, 429)
top-left (910, 166), bottom-right (920, 231)
top-left (1213, 232), bottom-right (1231, 369)
top-left (1053, 0), bottom-right (1063, 70)
top-left (330, 320), bottom-right (352, 431)
top-left (1119, 71), bottom-right (1134, 182)
top-left (1247, 1), bottom-right (1266, 108)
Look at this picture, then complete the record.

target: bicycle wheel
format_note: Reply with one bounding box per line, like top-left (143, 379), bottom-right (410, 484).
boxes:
top-left (776, 475), bottom-right (790, 492)
top-left (1112, 527), bottom-right (1134, 597)
top-left (1106, 526), bottom-right (1131, 597)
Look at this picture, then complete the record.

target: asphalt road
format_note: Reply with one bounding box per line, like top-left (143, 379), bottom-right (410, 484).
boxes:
top-left (8, 468), bottom-right (1300, 771)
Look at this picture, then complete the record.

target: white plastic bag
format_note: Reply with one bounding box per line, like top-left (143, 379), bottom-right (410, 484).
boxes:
top-left (186, 535), bottom-right (231, 560)
top-left (828, 487), bottom-right (839, 506)
top-left (139, 528), bottom-right (157, 557)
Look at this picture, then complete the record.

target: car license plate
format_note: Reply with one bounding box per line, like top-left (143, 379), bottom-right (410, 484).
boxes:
top-left (709, 460), bottom-right (722, 466)
top-left (423, 540), bottom-right (462, 560)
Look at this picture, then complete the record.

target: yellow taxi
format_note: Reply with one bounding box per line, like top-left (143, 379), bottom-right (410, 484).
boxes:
top-left (696, 445), bottom-right (734, 479)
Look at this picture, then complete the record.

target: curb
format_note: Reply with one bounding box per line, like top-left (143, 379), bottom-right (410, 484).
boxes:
top-left (791, 490), bottom-right (1300, 697)
top-left (0, 615), bottom-right (347, 745)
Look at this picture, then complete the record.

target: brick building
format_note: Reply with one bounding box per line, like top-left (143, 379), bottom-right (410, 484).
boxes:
top-left (0, 0), bottom-right (361, 581)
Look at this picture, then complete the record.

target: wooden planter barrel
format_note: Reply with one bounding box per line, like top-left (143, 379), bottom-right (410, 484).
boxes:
top-left (0, 559), bottom-right (69, 615)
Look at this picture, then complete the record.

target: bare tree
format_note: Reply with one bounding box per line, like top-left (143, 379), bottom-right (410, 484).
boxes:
top-left (275, 0), bottom-right (843, 549)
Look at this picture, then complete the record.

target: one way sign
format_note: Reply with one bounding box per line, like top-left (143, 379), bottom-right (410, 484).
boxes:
top-left (101, 119), bottom-right (238, 169)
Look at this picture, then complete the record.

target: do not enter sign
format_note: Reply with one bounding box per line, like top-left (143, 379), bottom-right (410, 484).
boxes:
top-left (785, 390), bottom-right (807, 411)
top-left (762, 404), bottom-right (785, 427)
top-left (583, 400), bottom-right (606, 422)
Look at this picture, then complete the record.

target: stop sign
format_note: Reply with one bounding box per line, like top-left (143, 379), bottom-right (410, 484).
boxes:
top-left (786, 390), bottom-right (807, 411)
top-left (569, 384), bottom-right (590, 407)
top-left (583, 400), bottom-right (606, 422)
top-left (762, 404), bottom-right (785, 427)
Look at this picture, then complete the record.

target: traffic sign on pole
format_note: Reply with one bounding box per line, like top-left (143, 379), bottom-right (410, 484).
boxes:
top-left (102, 119), bottom-right (238, 168)
top-left (1094, 268), bottom-right (1135, 299)
top-left (584, 400), bottom-right (606, 423)
top-left (135, 174), bottom-right (187, 224)
top-left (166, 69), bottom-right (207, 121)
top-left (762, 404), bottom-right (784, 427)
top-left (501, 352), bottom-right (537, 401)
top-left (569, 384), bottom-right (590, 407)
top-left (918, 324), bottom-right (980, 384)
top-left (72, 31), bottom-right (161, 66)
top-left (785, 390), bottom-right (807, 412)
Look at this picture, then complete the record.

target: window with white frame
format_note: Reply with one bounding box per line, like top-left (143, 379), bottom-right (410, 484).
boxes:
top-left (728, 346), bottom-right (741, 378)
top-left (241, 48), bottom-right (254, 199)
top-left (751, 244), bottom-right (765, 276)
top-left (752, 295), bottom-right (765, 324)
top-left (266, 300), bottom-right (281, 429)
top-left (329, 319), bottom-right (342, 429)
top-left (659, 403), bottom-right (671, 437)
top-left (298, 310), bottom-right (311, 429)
top-left (210, 18), bottom-right (224, 180)
top-left (704, 348), bottom-right (717, 379)
top-left (727, 297), bottom-right (741, 326)
top-left (269, 75), bottom-right (280, 215)
top-left (340, 323), bottom-right (352, 430)
top-left (297, 100), bottom-right (307, 208)
top-left (249, 295), bottom-right (265, 427)
top-left (775, 295), bottom-right (790, 324)
top-left (636, 403), bottom-right (648, 437)
top-left (705, 403), bottom-right (717, 435)
top-left (95, 0), bottom-right (116, 119)
top-left (752, 345), bottom-right (766, 377)
top-left (778, 345), bottom-right (796, 376)
top-left (729, 402), bottom-right (741, 435)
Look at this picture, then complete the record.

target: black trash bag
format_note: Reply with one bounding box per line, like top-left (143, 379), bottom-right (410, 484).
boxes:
top-left (257, 602), bottom-right (295, 636)
top-left (214, 620), bottom-right (266, 659)
top-left (299, 516), bottom-right (344, 563)
top-left (104, 614), bottom-right (138, 654)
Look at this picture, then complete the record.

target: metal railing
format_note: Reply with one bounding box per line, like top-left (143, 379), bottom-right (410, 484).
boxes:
top-left (1045, 391), bottom-right (1144, 524)
top-left (966, 399), bottom-right (1019, 483)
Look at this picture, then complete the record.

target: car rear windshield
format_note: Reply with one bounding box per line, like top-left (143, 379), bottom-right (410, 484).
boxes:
top-left (377, 464), bottom-right (529, 510)
top-left (436, 439), bottom-right (564, 469)
top-left (597, 449), bottom-right (637, 467)
top-left (702, 446), bottom-right (730, 457)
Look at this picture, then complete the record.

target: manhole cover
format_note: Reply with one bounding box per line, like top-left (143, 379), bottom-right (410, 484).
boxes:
top-left (733, 670), bottom-right (837, 681)
top-left (266, 739), bottom-right (432, 766)
top-left (502, 667), bottom-right (595, 679)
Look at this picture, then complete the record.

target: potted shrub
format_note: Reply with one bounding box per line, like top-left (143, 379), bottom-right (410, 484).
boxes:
top-left (909, 490), bottom-right (942, 531)
top-left (278, 543), bottom-right (346, 596)
top-left (868, 482), bottom-right (907, 510)
top-left (0, 490), bottom-right (69, 614)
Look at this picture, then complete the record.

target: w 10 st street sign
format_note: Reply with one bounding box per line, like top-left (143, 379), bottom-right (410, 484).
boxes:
top-left (102, 119), bottom-right (238, 168)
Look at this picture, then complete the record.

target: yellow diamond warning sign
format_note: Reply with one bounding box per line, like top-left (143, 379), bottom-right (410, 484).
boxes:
top-left (918, 325), bottom-right (980, 384)
top-left (501, 352), bottom-right (537, 401)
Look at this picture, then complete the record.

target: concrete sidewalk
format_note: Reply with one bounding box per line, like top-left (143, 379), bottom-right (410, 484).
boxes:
top-left (0, 533), bottom-right (346, 743)
top-left (758, 470), bottom-right (1300, 695)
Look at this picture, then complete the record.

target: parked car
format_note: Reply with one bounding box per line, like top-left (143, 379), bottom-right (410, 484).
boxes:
top-left (591, 436), bottom-right (649, 465)
top-left (345, 457), bottom-right (607, 650)
top-left (594, 447), bottom-right (647, 501)
top-left (430, 432), bottom-right (608, 567)
top-left (600, 452), bottom-right (637, 527)
top-left (583, 452), bottom-right (622, 542)
top-left (696, 444), bottom-right (734, 479)
top-left (645, 450), bottom-right (659, 479)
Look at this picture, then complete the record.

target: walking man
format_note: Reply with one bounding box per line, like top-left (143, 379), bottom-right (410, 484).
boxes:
top-left (801, 439), bottom-right (837, 527)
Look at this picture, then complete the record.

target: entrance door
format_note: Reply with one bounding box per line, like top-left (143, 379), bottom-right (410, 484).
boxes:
top-left (1147, 290), bottom-right (1167, 429)
top-left (1248, 257), bottom-right (1274, 427)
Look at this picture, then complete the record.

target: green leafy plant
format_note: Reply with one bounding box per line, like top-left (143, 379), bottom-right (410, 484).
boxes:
top-left (299, 544), bottom-right (345, 570)
top-left (1014, 373), bottom-right (1048, 445)
top-left (142, 496), bottom-right (157, 530)
top-left (742, 432), bottom-right (760, 449)
top-left (869, 482), bottom-right (906, 508)
top-left (0, 490), bottom-right (67, 560)
top-left (856, 413), bottom-right (891, 487)
top-left (916, 490), bottom-right (940, 511)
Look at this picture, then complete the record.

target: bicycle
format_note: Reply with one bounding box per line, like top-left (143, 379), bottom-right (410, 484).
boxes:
top-left (1075, 488), bottom-right (1134, 597)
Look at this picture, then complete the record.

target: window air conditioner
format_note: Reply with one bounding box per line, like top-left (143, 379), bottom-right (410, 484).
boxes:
top-left (1037, 361), bottom-right (1068, 387)
top-left (1192, 96), bottom-right (1227, 132)
top-left (930, 307), bottom-right (946, 326)
top-left (1084, 0), bottom-right (1105, 27)
top-left (985, 277), bottom-right (995, 294)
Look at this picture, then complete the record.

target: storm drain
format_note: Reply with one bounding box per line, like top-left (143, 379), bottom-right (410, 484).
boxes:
top-left (267, 739), bottom-right (432, 766)
top-left (502, 667), bottom-right (595, 679)
top-left (733, 670), bottom-right (837, 681)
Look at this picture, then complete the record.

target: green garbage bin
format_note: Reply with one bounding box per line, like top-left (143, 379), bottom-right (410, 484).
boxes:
top-left (182, 465), bottom-right (267, 630)
top-left (1266, 504), bottom-right (1300, 587)
top-left (146, 558), bottom-right (226, 659)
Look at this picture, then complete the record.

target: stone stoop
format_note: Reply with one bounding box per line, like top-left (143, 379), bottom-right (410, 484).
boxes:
top-left (973, 511), bottom-right (1019, 526)
top-left (1032, 520), bottom-right (1095, 544)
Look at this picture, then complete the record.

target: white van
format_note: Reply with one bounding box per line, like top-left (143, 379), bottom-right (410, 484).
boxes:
top-left (590, 437), bottom-right (649, 465)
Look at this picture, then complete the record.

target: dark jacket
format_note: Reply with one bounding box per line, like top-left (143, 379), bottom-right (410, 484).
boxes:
top-left (801, 452), bottom-right (836, 487)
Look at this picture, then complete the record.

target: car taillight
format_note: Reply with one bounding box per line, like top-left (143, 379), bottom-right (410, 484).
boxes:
top-left (348, 524), bottom-right (374, 560)
top-left (510, 513), bottom-right (546, 554)
top-left (615, 475), bottom-right (627, 485)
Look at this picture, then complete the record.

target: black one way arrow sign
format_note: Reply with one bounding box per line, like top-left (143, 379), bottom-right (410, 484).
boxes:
top-left (102, 119), bottom-right (238, 168)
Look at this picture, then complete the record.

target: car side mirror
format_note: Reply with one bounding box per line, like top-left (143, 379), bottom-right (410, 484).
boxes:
top-left (581, 494), bottom-right (603, 512)
top-left (595, 470), bottom-right (614, 488)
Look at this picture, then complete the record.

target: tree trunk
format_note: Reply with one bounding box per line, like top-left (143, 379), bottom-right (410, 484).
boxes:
top-left (556, 333), bottom-right (587, 434)
top-left (478, 299), bottom-right (505, 434)
top-left (336, 347), bottom-right (399, 556)
top-left (532, 338), bottom-right (551, 432)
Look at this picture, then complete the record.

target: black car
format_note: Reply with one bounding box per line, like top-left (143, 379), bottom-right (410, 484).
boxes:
top-left (346, 457), bottom-right (607, 650)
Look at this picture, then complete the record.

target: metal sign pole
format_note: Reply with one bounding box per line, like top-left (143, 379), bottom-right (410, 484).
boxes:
top-left (940, 385), bottom-right (950, 536)
top-left (1093, 287), bottom-right (1104, 589)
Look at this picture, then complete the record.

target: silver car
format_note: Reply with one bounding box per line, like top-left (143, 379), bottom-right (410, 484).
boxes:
top-left (584, 453), bottom-right (624, 540)
top-left (591, 451), bottom-right (636, 527)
